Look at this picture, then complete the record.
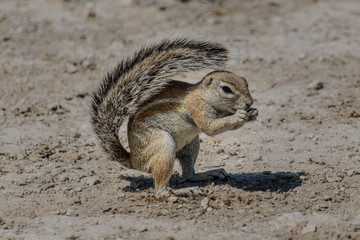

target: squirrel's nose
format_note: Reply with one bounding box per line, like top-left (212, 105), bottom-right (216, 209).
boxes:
top-left (246, 96), bottom-right (254, 108)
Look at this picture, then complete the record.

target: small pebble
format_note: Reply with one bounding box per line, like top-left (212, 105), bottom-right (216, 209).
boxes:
top-left (301, 222), bottom-right (317, 234)
top-left (200, 197), bottom-right (209, 210)
top-left (65, 63), bottom-right (78, 74)
top-left (168, 196), bottom-right (178, 203)
top-left (86, 177), bottom-right (100, 186)
top-left (65, 209), bottom-right (77, 217)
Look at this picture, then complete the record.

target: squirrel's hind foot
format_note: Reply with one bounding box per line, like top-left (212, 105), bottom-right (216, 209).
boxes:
top-left (182, 168), bottom-right (231, 183)
top-left (172, 186), bottom-right (204, 197)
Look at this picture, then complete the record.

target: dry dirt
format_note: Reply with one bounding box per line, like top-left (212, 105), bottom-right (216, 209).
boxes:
top-left (1, 0), bottom-right (360, 239)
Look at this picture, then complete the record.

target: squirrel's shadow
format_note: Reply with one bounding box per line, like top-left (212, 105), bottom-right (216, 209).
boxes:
top-left (122, 171), bottom-right (304, 193)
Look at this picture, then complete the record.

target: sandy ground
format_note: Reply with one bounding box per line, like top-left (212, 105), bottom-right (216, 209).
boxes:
top-left (0, 0), bottom-right (360, 239)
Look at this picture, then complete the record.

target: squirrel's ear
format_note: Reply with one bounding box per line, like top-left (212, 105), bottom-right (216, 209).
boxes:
top-left (204, 77), bottom-right (213, 89)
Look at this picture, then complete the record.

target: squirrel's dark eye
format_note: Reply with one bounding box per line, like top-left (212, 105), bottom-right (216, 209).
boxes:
top-left (221, 86), bottom-right (233, 94)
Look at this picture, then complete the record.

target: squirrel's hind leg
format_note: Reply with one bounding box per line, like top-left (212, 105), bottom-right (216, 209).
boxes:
top-left (176, 135), bottom-right (200, 177)
top-left (148, 132), bottom-right (176, 195)
top-left (176, 135), bottom-right (230, 183)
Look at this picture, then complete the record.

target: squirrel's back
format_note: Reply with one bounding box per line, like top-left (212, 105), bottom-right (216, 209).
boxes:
top-left (90, 38), bottom-right (229, 167)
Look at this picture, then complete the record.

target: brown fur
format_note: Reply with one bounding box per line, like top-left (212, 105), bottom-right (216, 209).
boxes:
top-left (90, 38), bottom-right (257, 194)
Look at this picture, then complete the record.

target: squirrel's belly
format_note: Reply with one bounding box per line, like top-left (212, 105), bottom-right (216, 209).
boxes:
top-left (173, 125), bottom-right (201, 151)
top-left (131, 99), bottom-right (200, 151)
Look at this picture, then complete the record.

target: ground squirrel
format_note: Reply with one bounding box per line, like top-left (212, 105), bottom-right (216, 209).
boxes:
top-left (90, 38), bottom-right (258, 195)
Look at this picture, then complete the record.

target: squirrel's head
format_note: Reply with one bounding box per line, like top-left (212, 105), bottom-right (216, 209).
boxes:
top-left (201, 71), bottom-right (254, 115)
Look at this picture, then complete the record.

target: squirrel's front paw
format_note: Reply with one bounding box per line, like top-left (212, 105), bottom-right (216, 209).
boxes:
top-left (235, 109), bottom-right (251, 121)
top-left (247, 108), bottom-right (258, 121)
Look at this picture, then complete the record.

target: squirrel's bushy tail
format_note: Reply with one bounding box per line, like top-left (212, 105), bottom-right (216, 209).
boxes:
top-left (90, 38), bottom-right (228, 167)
